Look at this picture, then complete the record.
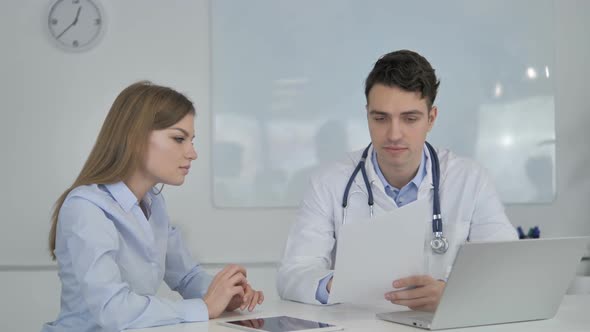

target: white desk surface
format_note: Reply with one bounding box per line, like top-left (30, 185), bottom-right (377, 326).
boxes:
top-left (134, 295), bottom-right (589, 332)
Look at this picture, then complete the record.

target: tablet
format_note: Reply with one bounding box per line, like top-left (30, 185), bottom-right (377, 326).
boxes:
top-left (218, 315), bottom-right (344, 332)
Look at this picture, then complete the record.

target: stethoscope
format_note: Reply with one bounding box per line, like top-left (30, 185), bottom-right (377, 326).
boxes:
top-left (341, 142), bottom-right (449, 254)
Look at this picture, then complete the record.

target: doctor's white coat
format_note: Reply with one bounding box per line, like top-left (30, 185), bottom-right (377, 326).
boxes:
top-left (277, 145), bottom-right (518, 305)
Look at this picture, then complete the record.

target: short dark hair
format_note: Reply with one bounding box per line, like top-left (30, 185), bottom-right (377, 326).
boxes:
top-left (364, 50), bottom-right (440, 109)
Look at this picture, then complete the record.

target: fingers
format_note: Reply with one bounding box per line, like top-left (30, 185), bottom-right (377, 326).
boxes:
top-left (208, 264), bottom-right (264, 315)
top-left (385, 275), bottom-right (445, 312)
top-left (249, 291), bottom-right (264, 311)
top-left (386, 275), bottom-right (436, 302)
top-left (204, 265), bottom-right (250, 318)
top-left (385, 289), bottom-right (437, 312)
top-left (210, 264), bottom-right (246, 290)
top-left (242, 286), bottom-right (264, 311)
top-left (248, 290), bottom-right (260, 311)
top-left (218, 264), bottom-right (247, 281)
top-left (388, 280), bottom-right (443, 301)
top-left (228, 272), bottom-right (247, 288)
top-left (238, 284), bottom-right (264, 312)
top-left (240, 284), bottom-right (253, 311)
top-left (385, 285), bottom-right (430, 301)
top-left (230, 285), bottom-right (245, 301)
top-left (392, 275), bottom-right (434, 288)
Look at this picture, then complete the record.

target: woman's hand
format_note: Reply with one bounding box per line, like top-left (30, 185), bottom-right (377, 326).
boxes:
top-left (226, 282), bottom-right (264, 312)
top-left (203, 265), bottom-right (247, 318)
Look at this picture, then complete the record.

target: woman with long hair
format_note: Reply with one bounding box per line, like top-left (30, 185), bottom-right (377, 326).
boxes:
top-left (41, 81), bottom-right (263, 332)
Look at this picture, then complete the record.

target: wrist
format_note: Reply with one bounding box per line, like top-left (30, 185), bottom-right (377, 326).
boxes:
top-left (203, 296), bottom-right (213, 319)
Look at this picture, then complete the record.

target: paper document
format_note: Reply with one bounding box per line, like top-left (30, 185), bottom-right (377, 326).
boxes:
top-left (329, 199), bottom-right (428, 305)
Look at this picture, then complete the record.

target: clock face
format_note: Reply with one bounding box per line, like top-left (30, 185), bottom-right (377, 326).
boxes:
top-left (47, 0), bottom-right (104, 52)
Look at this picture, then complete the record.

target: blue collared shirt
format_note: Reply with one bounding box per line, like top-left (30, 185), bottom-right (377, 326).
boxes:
top-left (315, 146), bottom-right (428, 304)
top-left (41, 182), bottom-right (212, 332)
top-left (371, 147), bottom-right (427, 207)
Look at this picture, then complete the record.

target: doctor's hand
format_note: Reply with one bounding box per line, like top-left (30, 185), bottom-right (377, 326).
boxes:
top-left (203, 264), bottom-right (247, 318)
top-left (226, 282), bottom-right (265, 312)
top-left (384, 275), bottom-right (445, 312)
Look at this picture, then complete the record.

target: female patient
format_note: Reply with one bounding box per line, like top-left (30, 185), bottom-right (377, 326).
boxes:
top-left (41, 81), bottom-right (263, 332)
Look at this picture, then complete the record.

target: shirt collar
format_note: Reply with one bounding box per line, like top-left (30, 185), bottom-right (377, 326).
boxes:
top-left (371, 145), bottom-right (427, 191)
top-left (104, 181), bottom-right (144, 213)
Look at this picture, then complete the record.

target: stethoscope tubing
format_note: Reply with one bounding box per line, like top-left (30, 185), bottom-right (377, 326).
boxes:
top-left (341, 142), bottom-right (448, 254)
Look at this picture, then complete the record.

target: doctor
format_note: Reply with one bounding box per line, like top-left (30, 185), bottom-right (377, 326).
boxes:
top-left (277, 50), bottom-right (517, 311)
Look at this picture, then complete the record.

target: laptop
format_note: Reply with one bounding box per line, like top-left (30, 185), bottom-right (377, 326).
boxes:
top-left (376, 237), bottom-right (589, 330)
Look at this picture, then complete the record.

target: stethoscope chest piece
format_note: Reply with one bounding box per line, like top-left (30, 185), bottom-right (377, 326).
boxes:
top-left (430, 233), bottom-right (449, 254)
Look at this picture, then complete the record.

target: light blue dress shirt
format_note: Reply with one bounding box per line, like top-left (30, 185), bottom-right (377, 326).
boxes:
top-left (315, 147), bottom-right (427, 304)
top-left (41, 182), bottom-right (213, 332)
top-left (371, 147), bottom-right (427, 207)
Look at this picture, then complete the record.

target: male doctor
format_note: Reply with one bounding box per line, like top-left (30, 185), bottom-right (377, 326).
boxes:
top-left (277, 50), bottom-right (517, 311)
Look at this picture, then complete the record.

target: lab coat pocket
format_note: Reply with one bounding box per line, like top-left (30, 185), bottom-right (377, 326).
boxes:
top-left (451, 218), bottom-right (471, 244)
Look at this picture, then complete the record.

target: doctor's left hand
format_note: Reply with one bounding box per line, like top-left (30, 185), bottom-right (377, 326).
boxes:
top-left (384, 275), bottom-right (445, 312)
top-left (226, 282), bottom-right (265, 312)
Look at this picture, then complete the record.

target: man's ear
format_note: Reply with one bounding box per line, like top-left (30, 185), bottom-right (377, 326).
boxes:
top-left (428, 106), bottom-right (438, 130)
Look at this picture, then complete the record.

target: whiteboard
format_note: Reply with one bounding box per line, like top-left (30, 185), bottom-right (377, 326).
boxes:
top-left (211, 0), bottom-right (556, 207)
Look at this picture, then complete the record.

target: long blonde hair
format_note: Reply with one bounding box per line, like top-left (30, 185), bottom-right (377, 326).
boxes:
top-left (49, 81), bottom-right (195, 260)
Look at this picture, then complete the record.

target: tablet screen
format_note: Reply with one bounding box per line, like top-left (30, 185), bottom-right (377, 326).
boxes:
top-left (224, 315), bottom-right (337, 331)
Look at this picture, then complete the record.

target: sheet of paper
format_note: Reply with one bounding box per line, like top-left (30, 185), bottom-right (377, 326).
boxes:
top-left (329, 199), bottom-right (428, 305)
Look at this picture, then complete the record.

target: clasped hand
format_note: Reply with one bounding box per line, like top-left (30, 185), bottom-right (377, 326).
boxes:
top-left (203, 264), bottom-right (265, 318)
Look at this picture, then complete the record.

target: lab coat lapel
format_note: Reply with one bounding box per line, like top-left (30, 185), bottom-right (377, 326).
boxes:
top-left (418, 145), bottom-right (435, 200)
top-left (352, 145), bottom-right (396, 211)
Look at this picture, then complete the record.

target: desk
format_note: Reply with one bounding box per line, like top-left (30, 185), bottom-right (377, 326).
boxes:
top-left (135, 295), bottom-right (589, 332)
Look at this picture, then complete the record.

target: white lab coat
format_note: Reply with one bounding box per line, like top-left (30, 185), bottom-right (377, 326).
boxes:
top-left (277, 145), bottom-right (518, 305)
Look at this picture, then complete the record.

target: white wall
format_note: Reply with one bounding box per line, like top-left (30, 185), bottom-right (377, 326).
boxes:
top-left (1, 0), bottom-right (589, 331)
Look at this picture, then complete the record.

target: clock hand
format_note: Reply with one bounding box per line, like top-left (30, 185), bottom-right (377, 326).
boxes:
top-left (56, 6), bottom-right (82, 39)
top-left (73, 6), bottom-right (82, 25)
top-left (56, 21), bottom-right (74, 39)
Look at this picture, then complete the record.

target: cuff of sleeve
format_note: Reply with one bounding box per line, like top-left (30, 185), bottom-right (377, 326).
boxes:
top-left (175, 298), bottom-right (209, 322)
top-left (315, 273), bottom-right (333, 304)
top-left (443, 265), bottom-right (452, 281)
